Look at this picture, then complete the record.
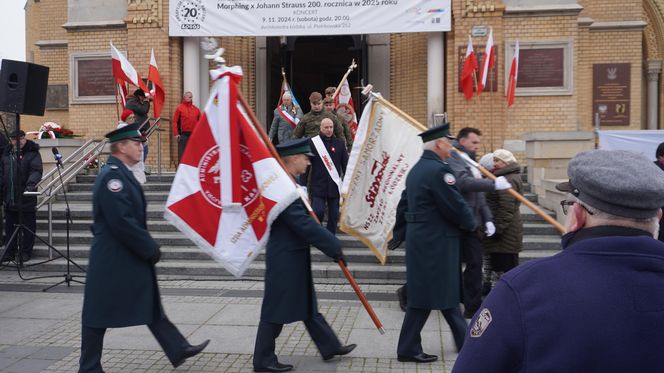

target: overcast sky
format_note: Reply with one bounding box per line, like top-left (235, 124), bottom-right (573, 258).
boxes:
top-left (0, 0), bottom-right (26, 62)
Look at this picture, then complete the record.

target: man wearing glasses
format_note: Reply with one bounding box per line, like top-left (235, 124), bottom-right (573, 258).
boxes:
top-left (453, 150), bottom-right (664, 372)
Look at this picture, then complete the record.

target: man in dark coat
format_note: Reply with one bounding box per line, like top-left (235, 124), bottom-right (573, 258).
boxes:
top-left (447, 127), bottom-right (511, 318)
top-left (454, 150), bottom-right (664, 373)
top-left (0, 130), bottom-right (42, 263)
top-left (79, 123), bottom-right (208, 373)
top-left (309, 118), bottom-right (348, 234)
top-left (395, 124), bottom-right (475, 363)
top-left (253, 138), bottom-right (356, 373)
top-left (655, 142), bottom-right (664, 243)
top-left (124, 89), bottom-right (151, 162)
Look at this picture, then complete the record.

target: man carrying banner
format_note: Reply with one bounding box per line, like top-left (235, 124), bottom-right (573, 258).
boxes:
top-left (309, 118), bottom-right (348, 234)
top-left (268, 92), bottom-right (302, 144)
top-left (447, 127), bottom-right (511, 319)
top-left (79, 123), bottom-right (209, 372)
top-left (253, 138), bottom-right (356, 372)
top-left (396, 124), bottom-right (475, 362)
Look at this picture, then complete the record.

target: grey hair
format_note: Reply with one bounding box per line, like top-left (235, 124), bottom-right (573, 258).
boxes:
top-left (576, 197), bottom-right (660, 236)
top-left (282, 92), bottom-right (292, 99)
top-left (423, 140), bottom-right (438, 151)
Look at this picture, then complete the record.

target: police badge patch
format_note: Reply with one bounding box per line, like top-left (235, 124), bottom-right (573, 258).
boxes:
top-left (107, 179), bottom-right (123, 192)
top-left (470, 308), bottom-right (493, 338)
top-left (444, 173), bottom-right (456, 185)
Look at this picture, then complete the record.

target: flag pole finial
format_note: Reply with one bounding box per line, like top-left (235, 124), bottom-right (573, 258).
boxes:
top-left (281, 67), bottom-right (286, 78)
top-left (201, 37), bottom-right (225, 66)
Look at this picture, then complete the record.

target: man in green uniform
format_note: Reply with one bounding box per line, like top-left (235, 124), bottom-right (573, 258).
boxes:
top-left (253, 138), bottom-right (356, 372)
top-left (395, 124), bottom-right (475, 363)
top-left (292, 92), bottom-right (345, 142)
top-left (79, 123), bottom-right (209, 372)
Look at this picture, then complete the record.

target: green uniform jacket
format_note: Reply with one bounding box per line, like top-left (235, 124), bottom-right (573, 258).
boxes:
top-left (399, 150), bottom-right (475, 310)
top-left (261, 199), bottom-right (342, 324)
top-left (292, 110), bottom-right (346, 142)
top-left (81, 155), bottom-right (162, 328)
top-left (482, 163), bottom-right (523, 254)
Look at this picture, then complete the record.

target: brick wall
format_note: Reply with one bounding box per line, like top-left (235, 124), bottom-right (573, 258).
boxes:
top-left (390, 33), bottom-right (428, 125)
top-left (218, 37), bottom-right (257, 110)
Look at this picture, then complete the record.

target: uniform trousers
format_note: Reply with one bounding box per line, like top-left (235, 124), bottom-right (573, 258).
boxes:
top-left (312, 196), bottom-right (340, 234)
top-left (253, 313), bottom-right (341, 369)
top-left (397, 307), bottom-right (467, 356)
top-left (79, 317), bottom-right (188, 373)
top-left (461, 231), bottom-right (483, 315)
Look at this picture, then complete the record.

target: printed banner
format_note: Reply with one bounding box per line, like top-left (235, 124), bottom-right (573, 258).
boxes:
top-left (339, 97), bottom-right (423, 264)
top-left (598, 130), bottom-right (664, 160)
top-left (170, 0), bottom-right (451, 36)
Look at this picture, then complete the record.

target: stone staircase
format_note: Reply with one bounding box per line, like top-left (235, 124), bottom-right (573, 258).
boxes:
top-left (21, 172), bottom-right (561, 284)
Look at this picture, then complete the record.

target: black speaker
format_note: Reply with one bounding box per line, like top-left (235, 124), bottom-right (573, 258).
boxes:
top-left (0, 59), bottom-right (49, 116)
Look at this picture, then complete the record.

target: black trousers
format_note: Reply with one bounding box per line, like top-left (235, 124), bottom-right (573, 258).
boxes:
top-left (312, 196), bottom-right (340, 234)
top-left (78, 317), bottom-right (189, 373)
top-left (3, 209), bottom-right (36, 258)
top-left (253, 313), bottom-right (341, 369)
top-left (461, 231), bottom-right (483, 314)
top-left (177, 132), bottom-right (191, 162)
top-left (397, 307), bottom-right (467, 356)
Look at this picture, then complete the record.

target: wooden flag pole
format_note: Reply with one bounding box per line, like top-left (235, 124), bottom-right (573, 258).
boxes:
top-left (114, 85), bottom-right (121, 122)
top-left (362, 84), bottom-right (565, 235)
top-left (332, 59), bottom-right (358, 99)
top-left (236, 91), bottom-right (385, 335)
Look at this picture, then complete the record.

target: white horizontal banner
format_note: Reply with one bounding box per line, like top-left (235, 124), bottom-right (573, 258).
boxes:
top-left (597, 130), bottom-right (664, 160)
top-left (170, 0), bottom-right (451, 36)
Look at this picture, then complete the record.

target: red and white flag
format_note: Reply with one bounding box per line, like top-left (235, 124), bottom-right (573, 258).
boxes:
top-left (506, 41), bottom-right (519, 107)
top-left (478, 28), bottom-right (495, 96)
top-left (148, 49), bottom-right (165, 118)
top-left (334, 78), bottom-right (358, 139)
top-left (164, 65), bottom-right (299, 277)
top-left (460, 35), bottom-right (478, 100)
top-left (110, 42), bottom-right (149, 93)
top-left (117, 82), bottom-right (128, 107)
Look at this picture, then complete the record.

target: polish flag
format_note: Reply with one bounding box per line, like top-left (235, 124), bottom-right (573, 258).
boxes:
top-left (117, 81), bottom-right (128, 106)
top-left (165, 65), bottom-right (299, 277)
top-left (478, 28), bottom-right (495, 96)
top-left (148, 49), bottom-right (165, 118)
top-left (507, 41), bottom-right (520, 107)
top-left (110, 42), bottom-right (149, 93)
top-left (460, 36), bottom-right (478, 100)
top-left (334, 78), bottom-right (358, 139)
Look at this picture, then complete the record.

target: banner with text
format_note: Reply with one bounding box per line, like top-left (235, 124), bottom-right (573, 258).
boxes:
top-left (339, 97), bottom-right (423, 264)
top-left (170, 0), bottom-right (451, 36)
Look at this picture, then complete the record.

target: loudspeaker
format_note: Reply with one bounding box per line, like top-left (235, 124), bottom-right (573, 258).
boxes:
top-left (0, 59), bottom-right (49, 116)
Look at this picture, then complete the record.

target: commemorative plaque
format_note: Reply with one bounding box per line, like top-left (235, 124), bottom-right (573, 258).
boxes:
top-left (45, 84), bottom-right (68, 110)
top-left (77, 58), bottom-right (115, 97)
top-left (593, 63), bottom-right (630, 126)
top-left (517, 48), bottom-right (564, 88)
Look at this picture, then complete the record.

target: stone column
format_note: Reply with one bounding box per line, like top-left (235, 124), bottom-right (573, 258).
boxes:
top-left (646, 59), bottom-right (662, 130)
top-left (427, 32), bottom-right (445, 127)
top-left (199, 49), bottom-right (210, 107)
top-left (183, 37), bottom-right (201, 107)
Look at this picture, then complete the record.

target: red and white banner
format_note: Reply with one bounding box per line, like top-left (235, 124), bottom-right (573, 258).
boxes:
top-left (478, 28), bottom-right (495, 96)
top-left (110, 42), bottom-right (149, 93)
top-left (334, 78), bottom-right (359, 139)
top-left (506, 41), bottom-right (519, 107)
top-left (148, 49), bottom-right (165, 118)
top-left (165, 65), bottom-right (299, 277)
top-left (339, 96), bottom-right (423, 264)
top-left (460, 35), bottom-right (478, 100)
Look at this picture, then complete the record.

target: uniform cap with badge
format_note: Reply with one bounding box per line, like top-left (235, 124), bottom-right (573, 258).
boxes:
top-left (556, 150), bottom-right (664, 219)
top-left (418, 123), bottom-right (456, 143)
top-left (276, 138), bottom-right (314, 157)
top-left (105, 122), bottom-right (146, 143)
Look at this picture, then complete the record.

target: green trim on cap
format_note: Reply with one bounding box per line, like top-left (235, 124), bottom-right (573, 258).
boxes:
top-left (278, 143), bottom-right (312, 157)
top-left (109, 130), bottom-right (142, 143)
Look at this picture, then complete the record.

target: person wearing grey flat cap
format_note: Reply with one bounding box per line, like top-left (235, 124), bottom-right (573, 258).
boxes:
top-left (453, 149), bottom-right (664, 373)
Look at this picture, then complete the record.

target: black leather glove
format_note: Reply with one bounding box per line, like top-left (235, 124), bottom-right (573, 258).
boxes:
top-left (387, 239), bottom-right (403, 251)
top-left (26, 184), bottom-right (37, 192)
top-left (333, 254), bottom-right (347, 265)
top-left (150, 249), bottom-right (162, 265)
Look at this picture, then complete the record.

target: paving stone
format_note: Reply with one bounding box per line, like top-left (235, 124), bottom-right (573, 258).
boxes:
top-left (3, 358), bottom-right (56, 373)
top-left (29, 346), bottom-right (75, 360)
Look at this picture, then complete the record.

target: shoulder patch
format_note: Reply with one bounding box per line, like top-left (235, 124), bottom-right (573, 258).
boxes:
top-left (443, 173), bottom-right (456, 185)
top-left (110, 165), bottom-right (119, 170)
top-left (107, 179), bottom-right (123, 192)
top-left (470, 308), bottom-right (493, 338)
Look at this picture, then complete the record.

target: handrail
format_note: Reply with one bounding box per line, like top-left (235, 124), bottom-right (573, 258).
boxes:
top-left (36, 138), bottom-right (96, 189)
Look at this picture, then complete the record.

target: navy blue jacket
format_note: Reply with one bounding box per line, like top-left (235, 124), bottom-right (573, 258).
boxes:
top-left (398, 150), bottom-right (475, 309)
top-left (308, 136), bottom-right (348, 198)
top-left (261, 199), bottom-right (342, 324)
top-left (81, 155), bottom-right (163, 328)
top-left (454, 226), bottom-right (664, 373)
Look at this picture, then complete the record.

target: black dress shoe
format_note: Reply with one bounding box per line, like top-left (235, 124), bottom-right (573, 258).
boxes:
top-left (254, 362), bottom-right (293, 372)
top-left (322, 343), bottom-right (357, 361)
top-left (397, 352), bottom-right (438, 363)
top-left (172, 339), bottom-right (210, 368)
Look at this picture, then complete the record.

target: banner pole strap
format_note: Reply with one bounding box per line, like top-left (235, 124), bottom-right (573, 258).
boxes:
top-left (237, 91), bottom-right (385, 335)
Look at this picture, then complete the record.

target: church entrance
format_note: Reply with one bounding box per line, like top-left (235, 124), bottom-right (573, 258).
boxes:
top-left (266, 35), bottom-right (366, 116)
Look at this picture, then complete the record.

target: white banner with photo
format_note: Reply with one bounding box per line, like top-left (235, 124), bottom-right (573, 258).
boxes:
top-left (598, 130), bottom-right (664, 160)
top-left (170, 0), bottom-right (451, 36)
top-left (339, 97), bottom-right (423, 264)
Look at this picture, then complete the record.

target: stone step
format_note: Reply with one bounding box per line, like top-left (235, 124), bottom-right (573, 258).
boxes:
top-left (76, 174), bottom-right (176, 184)
top-left (61, 191), bottom-right (169, 202)
top-left (66, 182), bottom-right (173, 193)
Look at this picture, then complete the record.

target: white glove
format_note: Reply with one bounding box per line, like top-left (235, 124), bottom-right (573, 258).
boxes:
top-left (494, 176), bottom-right (511, 191)
top-left (485, 222), bottom-right (496, 237)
